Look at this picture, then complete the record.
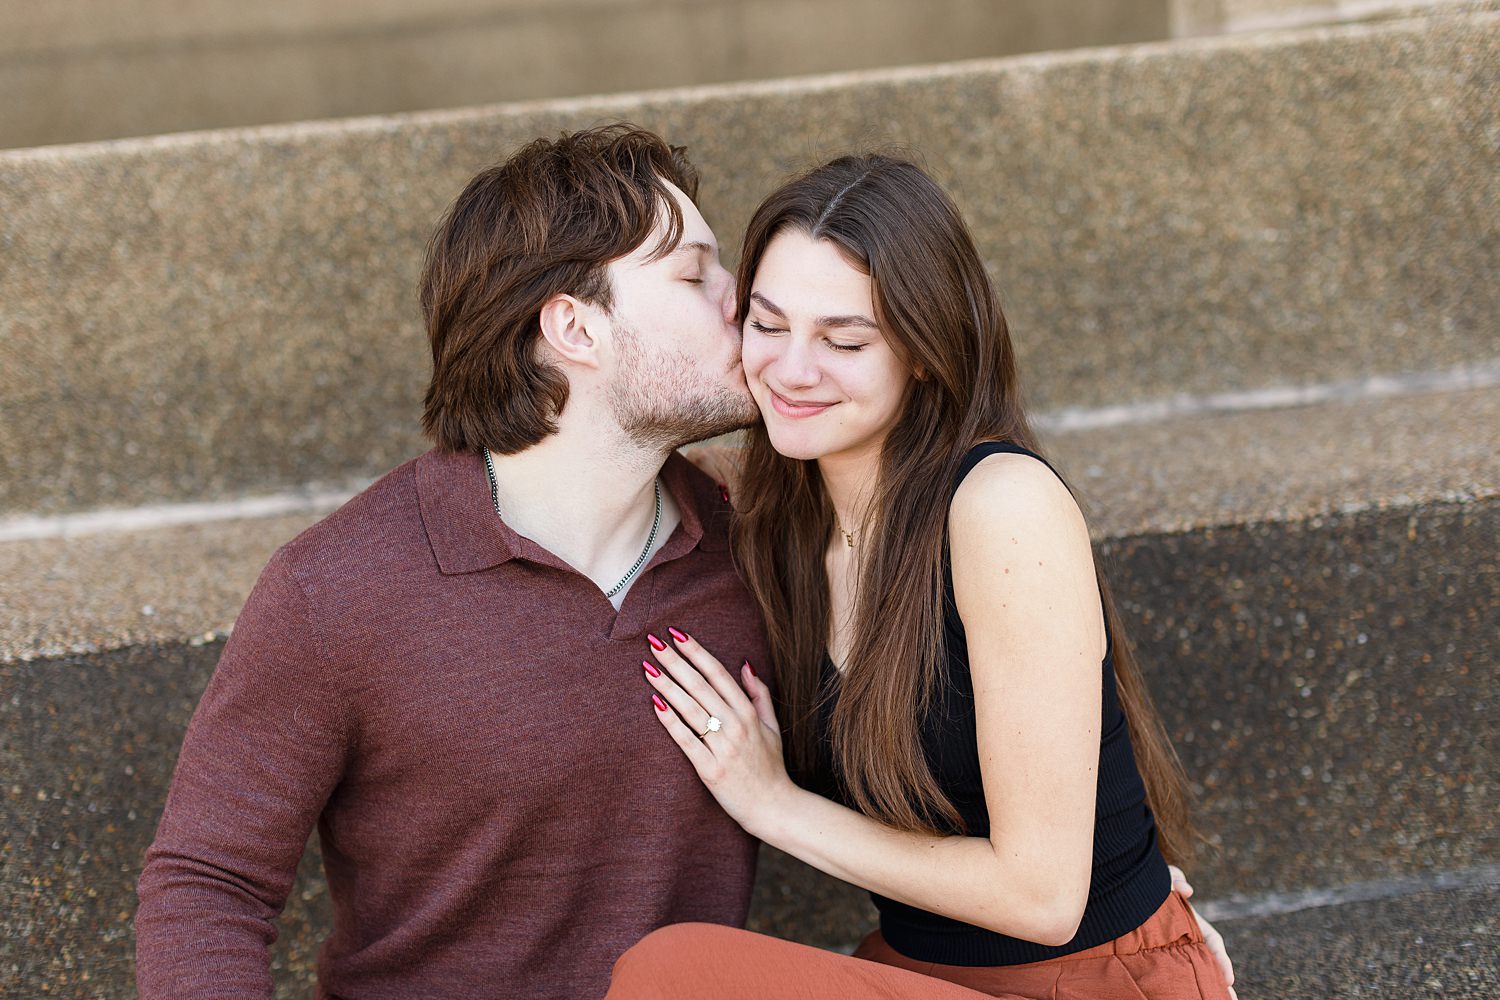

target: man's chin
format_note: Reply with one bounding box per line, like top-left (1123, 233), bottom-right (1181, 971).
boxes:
top-left (619, 393), bottom-right (758, 451)
top-left (686, 406), bottom-right (757, 444)
top-left (709, 378), bottom-right (760, 433)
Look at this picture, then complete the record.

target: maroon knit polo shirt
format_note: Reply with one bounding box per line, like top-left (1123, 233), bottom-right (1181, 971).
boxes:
top-left (136, 448), bottom-right (769, 999)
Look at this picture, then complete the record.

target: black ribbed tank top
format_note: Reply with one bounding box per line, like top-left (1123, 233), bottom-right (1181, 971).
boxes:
top-left (812, 441), bottom-right (1170, 966)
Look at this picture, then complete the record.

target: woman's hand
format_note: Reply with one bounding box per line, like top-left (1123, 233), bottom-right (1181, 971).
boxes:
top-left (1169, 865), bottom-right (1238, 999)
top-left (642, 628), bottom-right (793, 837)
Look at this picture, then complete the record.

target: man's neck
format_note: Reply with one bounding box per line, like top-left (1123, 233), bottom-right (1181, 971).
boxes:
top-left (484, 423), bottom-right (680, 598)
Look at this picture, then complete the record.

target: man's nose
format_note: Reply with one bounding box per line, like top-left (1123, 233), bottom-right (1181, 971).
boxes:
top-left (720, 281), bottom-right (738, 327)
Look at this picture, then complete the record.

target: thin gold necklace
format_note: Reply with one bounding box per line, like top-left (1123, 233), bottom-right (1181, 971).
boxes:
top-left (834, 510), bottom-right (857, 548)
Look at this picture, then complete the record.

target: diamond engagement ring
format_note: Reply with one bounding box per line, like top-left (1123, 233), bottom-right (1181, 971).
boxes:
top-left (697, 716), bottom-right (722, 739)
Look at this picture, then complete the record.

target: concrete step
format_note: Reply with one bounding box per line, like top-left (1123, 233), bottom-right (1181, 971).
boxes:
top-left (4, 383), bottom-right (1494, 995)
top-left (1207, 868), bottom-right (1500, 998)
top-left (5, 382), bottom-right (1493, 664)
top-left (1177, 0), bottom-right (1486, 35)
top-left (1, 0), bottom-right (1171, 150)
top-left (3, 3), bottom-right (1495, 517)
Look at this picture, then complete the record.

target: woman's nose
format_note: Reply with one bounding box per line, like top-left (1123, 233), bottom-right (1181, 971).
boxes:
top-left (770, 336), bottom-right (820, 388)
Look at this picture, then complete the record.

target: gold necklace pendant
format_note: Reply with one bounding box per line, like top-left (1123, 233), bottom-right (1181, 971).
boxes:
top-left (834, 512), bottom-right (856, 548)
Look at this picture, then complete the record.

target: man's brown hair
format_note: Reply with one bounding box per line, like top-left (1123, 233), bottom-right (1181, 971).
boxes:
top-left (419, 123), bottom-right (700, 453)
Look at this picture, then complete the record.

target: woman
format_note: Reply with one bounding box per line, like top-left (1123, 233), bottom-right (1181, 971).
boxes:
top-left (611, 155), bottom-right (1234, 999)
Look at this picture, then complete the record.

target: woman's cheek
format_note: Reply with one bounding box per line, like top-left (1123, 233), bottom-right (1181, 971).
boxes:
top-left (739, 336), bottom-right (774, 384)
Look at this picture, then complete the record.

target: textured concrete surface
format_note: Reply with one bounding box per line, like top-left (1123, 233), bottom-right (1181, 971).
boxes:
top-left (0, 0), bottom-right (1169, 149)
top-left (5, 384), bottom-right (1494, 663)
top-left (5, 493), bottom-right (1493, 993)
top-left (1111, 497), bottom-right (1498, 898)
top-left (1, 510), bottom-right (328, 663)
top-left (0, 640), bottom-right (328, 998)
top-left (748, 845), bottom-right (878, 949)
top-left (1043, 384), bottom-right (1500, 539)
top-left (1218, 881), bottom-right (1500, 998)
top-left (3, 5), bottom-right (1496, 515)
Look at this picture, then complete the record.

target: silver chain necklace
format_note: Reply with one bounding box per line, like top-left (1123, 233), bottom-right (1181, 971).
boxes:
top-left (483, 449), bottom-right (662, 599)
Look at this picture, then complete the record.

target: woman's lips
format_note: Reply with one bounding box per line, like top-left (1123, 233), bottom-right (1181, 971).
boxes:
top-left (768, 389), bottom-right (835, 419)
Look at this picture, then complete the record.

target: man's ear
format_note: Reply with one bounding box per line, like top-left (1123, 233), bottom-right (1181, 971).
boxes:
top-left (538, 294), bottom-right (603, 368)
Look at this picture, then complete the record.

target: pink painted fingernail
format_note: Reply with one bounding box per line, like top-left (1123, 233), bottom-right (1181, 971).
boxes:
top-left (647, 633), bottom-right (667, 651)
top-left (643, 660), bottom-right (661, 678)
top-left (743, 660), bottom-right (756, 678)
top-left (652, 694), bottom-right (668, 712)
top-left (668, 627), bottom-right (689, 643)
top-left (719, 484), bottom-right (731, 503)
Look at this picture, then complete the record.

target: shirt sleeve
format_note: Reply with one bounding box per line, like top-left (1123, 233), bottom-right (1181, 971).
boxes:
top-left (135, 548), bottom-right (351, 998)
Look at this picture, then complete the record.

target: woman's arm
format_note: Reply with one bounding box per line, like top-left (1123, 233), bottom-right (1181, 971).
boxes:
top-left (642, 453), bottom-right (1103, 946)
top-left (946, 451), bottom-right (1104, 937)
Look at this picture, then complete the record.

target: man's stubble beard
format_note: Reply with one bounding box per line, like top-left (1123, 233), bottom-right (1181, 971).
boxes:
top-left (607, 320), bottom-right (758, 451)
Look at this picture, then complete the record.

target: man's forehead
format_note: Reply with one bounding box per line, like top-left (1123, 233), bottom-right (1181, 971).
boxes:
top-left (657, 180), bottom-right (718, 246)
top-left (630, 216), bottom-right (719, 265)
top-left (609, 180), bottom-right (718, 266)
top-left (661, 239), bottom-right (718, 261)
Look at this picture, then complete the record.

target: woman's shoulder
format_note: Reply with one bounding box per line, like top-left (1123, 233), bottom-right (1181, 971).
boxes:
top-left (950, 444), bottom-right (1083, 539)
top-left (947, 445), bottom-right (1098, 630)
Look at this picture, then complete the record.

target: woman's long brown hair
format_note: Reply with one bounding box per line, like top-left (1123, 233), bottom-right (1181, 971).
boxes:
top-left (731, 155), bottom-right (1194, 864)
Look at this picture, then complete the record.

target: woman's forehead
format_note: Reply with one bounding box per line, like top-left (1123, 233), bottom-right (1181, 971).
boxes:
top-left (754, 233), bottom-right (874, 312)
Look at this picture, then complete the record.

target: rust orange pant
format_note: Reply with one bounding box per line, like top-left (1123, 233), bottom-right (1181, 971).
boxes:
top-left (606, 892), bottom-right (1232, 999)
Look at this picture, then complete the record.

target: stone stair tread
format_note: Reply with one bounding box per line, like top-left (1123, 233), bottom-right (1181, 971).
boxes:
top-left (0, 510), bottom-right (322, 663)
top-left (3, 384), bottom-right (1495, 665)
top-left (1044, 384), bottom-right (1500, 540)
top-left (1217, 879), bottom-right (1500, 999)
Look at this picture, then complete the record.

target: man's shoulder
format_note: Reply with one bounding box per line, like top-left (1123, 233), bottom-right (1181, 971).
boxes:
top-left (274, 454), bottom-right (428, 585)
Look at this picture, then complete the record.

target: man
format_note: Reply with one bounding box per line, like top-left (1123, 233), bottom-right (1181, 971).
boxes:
top-left (136, 124), bottom-right (766, 999)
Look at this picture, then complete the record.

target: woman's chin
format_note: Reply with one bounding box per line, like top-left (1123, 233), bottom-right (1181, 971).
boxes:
top-left (763, 427), bottom-right (831, 462)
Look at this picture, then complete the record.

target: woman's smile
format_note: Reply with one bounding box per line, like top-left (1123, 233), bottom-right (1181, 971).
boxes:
top-left (767, 388), bottom-right (837, 419)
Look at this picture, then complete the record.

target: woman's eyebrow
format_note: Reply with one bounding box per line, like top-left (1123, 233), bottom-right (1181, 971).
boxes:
top-left (750, 292), bottom-right (785, 316)
top-left (817, 314), bottom-right (879, 330)
top-left (750, 291), bottom-right (876, 330)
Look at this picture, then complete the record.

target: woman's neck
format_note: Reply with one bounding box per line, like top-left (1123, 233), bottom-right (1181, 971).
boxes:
top-left (818, 446), bottom-right (881, 545)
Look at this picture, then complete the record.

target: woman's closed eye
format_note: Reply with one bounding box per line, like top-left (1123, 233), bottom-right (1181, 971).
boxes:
top-left (749, 320), bottom-right (864, 353)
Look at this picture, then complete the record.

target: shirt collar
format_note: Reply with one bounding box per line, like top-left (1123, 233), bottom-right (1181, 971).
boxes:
top-left (415, 447), bottom-right (726, 577)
